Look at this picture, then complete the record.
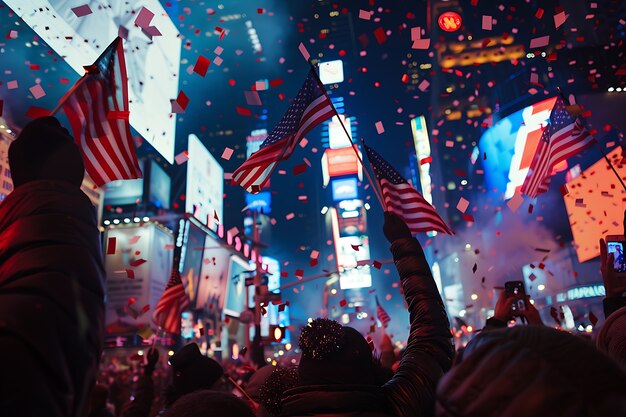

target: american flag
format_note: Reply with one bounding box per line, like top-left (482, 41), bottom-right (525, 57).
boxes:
top-left (153, 269), bottom-right (189, 334)
top-left (364, 144), bottom-right (454, 235)
top-left (59, 37), bottom-right (142, 186)
top-left (521, 97), bottom-right (595, 198)
top-left (233, 70), bottom-right (334, 193)
top-left (376, 296), bottom-right (391, 328)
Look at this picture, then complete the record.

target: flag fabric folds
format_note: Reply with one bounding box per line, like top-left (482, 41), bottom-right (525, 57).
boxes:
top-left (376, 296), bottom-right (391, 328)
top-left (233, 69), bottom-right (335, 193)
top-left (59, 37), bottom-right (142, 186)
top-left (153, 269), bottom-right (189, 334)
top-left (364, 144), bottom-right (454, 235)
top-left (521, 97), bottom-right (595, 198)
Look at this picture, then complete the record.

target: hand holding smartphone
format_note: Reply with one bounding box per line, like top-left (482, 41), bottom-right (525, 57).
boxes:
top-left (605, 235), bottom-right (626, 275)
top-left (505, 280), bottom-right (527, 313)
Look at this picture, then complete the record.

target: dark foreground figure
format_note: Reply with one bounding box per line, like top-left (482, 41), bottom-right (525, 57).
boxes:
top-left (0, 117), bottom-right (105, 416)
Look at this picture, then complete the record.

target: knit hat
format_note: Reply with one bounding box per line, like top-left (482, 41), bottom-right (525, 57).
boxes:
top-left (596, 305), bottom-right (626, 367)
top-left (169, 343), bottom-right (224, 396)
top-left (297, 318), bottom-right (376, 386)
top-left (9, 116), bottom-right (84, 187)
top-left (436, 326), bottom-right (626, 417)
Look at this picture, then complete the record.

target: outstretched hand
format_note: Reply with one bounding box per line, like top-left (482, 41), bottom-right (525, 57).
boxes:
top-left (492, 290), bottom-right (516, 323)
top-left (599, 238), bottom-right (626, 298)
top-left (383, 212), bottom-right (411, 244)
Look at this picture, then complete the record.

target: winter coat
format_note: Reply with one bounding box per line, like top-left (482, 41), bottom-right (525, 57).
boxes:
top-left (0, 180), bottom-right (105, 417)
top-left (281, 237), bottom-right (454, 417)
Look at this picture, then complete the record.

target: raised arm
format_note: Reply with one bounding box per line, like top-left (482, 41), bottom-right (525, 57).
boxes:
top-left (381, 213), bottom-right (454, 417)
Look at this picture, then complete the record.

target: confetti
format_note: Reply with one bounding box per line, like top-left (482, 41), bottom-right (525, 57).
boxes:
top-left (375, 121), bottom-right (384, 134)
top-left (134, 6), bottom-right (154, 29)
top-left (175, 151), bottom-right (189, 165)
top-left (359, 10), bottom-right (372, 20)
top-left (529, 35), bottom-right (550, 49)
top-left (482, 15), bottom-right (493, 30)
top-left (244, 90), bottom-right (262, 106)
top-left (170, 91), bottom-right (189, 113)
top-left (221, 147), bottom-right (234, 160)
top-left (29, 84), bottom-right (45, 99)
top-left (193, 56), bottom-right (210, 77)
top-left (554, 11), bottom-right (568, 29)
top-left (71, 4), bottom-right (93, 17)
top-left (507, 193), bottom-right (524, 212)
top-left (286, 212), bottom-right (295, 220)
top-left (456, 197), bottom-right (470, 213)
top-left (130, 259), bottom-right (146, 267)
top-left (107, 237), bottom-right (116, 255)
top-left (298, 42), bottom-right (310, 61)
top-left (7, 80), bottom-right (18, 90)
top-left (373, 27), bottom-right (387, 44)
top-left (418, 79), bottom-right (430, 91)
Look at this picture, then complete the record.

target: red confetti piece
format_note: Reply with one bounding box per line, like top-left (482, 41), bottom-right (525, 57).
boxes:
top-left (339, 299), bottom-right (347, 307)
top-left (293, 164), bottom-right (307, 175)
top-left (462, 213), bottom-right (475, 222)
top-left (589, 311), bottom-right (598, 326)
top-left (373, 27), bottom-right (387, 44)
top-left (193, 56), bottom-right (210, 77)
top-left (107, 237), bottom-right (116, 255)
top-left (71, 4), bottom-right (93, 17)
top-left (141, 304), bottom-right (150, 314)
top-left (269, 78), bottom-right (284, 88)
top-left (372, 260), bottom-right (382, 269)
top-left (419, 156), bottom-right (433, 165)
top-left (236, 106), bottom-right (252, 116)
top-left (535, 8), bottom-right (544, 19)
top-left (130, 259), bottom-right (147, 267)
top-left (125, 269), bottom-right (135, 279)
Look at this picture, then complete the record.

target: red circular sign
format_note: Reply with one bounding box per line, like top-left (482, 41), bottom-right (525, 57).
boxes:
top-left (438, 11), bottom-right (462, 32)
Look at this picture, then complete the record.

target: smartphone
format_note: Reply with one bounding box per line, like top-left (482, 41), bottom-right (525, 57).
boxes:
top-left (505, 280), bottom-right (527, 312)
top-left (606, 235), bottom-right (626, 275)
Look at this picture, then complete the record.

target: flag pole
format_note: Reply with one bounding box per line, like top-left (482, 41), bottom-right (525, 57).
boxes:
top-left (306, 60), bottom-right (386, 209)
top-left (557, 87), bottom-right (626, 192)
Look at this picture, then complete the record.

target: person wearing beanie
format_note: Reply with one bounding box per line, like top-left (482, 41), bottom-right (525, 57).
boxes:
top-left (280, 213), bottom-right (454, 417)
top-left (436, 325), bottom-right (626, 417)
top-left (163, 343), bottom-right (224, 409)
top-left (0, 116), bottom-right (105, 416)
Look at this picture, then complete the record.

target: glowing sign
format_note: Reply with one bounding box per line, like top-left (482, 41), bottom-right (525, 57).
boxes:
top-left (410, 116), bottom-right (433, 204)
top-left (438, 11), bottom-right (462, 32)
top-left (186, 134), bottom-right (223, 229)
top-left (480, 97), bottom-right (566, 199)
top-left (331, 177), bottom-right (358, 201)
top-left (6, 0), bottom-right (182, 163)
top-left (322, 145), bottom-right (362, 186)
top-left (328, 115), bottom-right (352, 149)
top-left (319, 60), bottom-right (344, 85)
top-left (564, 148), bottom-right (626, 262)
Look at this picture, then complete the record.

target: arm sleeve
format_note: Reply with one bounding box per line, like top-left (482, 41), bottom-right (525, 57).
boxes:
top-left (382, 237), bottom-right (454, 417)
top-left (119, 372), bottom-right (155, 417)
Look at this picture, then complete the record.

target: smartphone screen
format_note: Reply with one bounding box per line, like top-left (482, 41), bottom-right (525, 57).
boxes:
top-left (607, 241), bottom-right (626, 273)
top-left (505, 281), bottom-right (527, 312)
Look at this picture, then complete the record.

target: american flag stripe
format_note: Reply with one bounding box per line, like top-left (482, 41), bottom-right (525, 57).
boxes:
top-left (153, 270), bottom-right (189, 334)
top-left (364, 144), bottom-right (453, 235)
top-left (233, 70), bottom-right (334, 192)
top-left (376, 296), bottom-right (391, 328)
top-left (60, 37), bottom-right (142, 186)
top-left (521, 98), bottom-right (595, 198)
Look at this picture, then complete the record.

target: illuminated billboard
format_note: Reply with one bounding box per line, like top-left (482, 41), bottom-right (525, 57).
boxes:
top-left (186, 134), bottom-right (224, 230)
top-left (322, 146), bottom-right (362, 186)
top-left (331, 177), bottom-right (359, 201)
top-left (564, 148), bottom-right (626, 262)
top-left (480, 97), bottom-right (559, 199)
top-left (319, 60), bottom-right (344, 85)
top-left (6, 0), bottom-right (182, 163)
top-left (328, 115), bottom-right (352, 149)
top-left (195, 234), bottom-right (231, 312)
top-left (410, 116), bottom-right (433, 204)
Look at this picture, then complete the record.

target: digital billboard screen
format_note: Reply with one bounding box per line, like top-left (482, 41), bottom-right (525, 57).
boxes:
top-left (331, 177), bottom-right (359, 201)
top-left (5, 0), bottom-right (182, 163)
top-left (148, 160), bottom-right (170, 209)
top-left (186, 134), bottom-right (224, 230)
top-left (479, 97), bottom-right (558, 199)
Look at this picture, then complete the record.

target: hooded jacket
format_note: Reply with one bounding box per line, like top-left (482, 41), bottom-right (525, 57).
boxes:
top-left (0, 180), bottom-right (105, 416)
top-left (281, 237), bottom-right (454, 417)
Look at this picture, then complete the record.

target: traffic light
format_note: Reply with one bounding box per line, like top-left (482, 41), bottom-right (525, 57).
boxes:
top-left (269, 325), bottom-right (286, 343)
